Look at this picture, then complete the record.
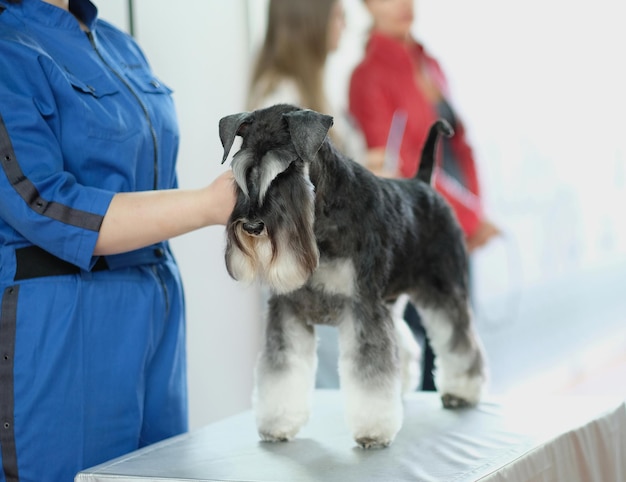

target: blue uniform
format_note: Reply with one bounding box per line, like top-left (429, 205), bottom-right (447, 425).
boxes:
top-left (0, 1), bottom-right (188, 480)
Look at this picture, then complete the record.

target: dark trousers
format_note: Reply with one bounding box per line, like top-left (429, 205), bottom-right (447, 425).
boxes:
top-left (403, 302), bottom-right (436, 391)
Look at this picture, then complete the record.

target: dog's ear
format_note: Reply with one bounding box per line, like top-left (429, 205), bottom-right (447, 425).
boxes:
top-left (219, 112), bottom-right (252, 164)
top-left (283, 109), bottom-right (334, 161)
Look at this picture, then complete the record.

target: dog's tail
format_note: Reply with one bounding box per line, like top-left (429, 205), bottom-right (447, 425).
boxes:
top-left (415, 119), bottom-right (454, 184)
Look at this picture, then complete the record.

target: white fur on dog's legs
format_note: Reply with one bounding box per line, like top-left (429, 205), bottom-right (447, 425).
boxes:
top-left (419, 306), bottom-right (487, 407)
top-left (391, 295), bottom-right (421, 394)
top-left (253, 312), bottom-right (317, 442)
top-left (338, 312), bottom-right (403, 448)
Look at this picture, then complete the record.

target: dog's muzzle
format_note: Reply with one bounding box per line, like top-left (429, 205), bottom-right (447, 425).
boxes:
top-left (242, 220), bottom-right (265, 236)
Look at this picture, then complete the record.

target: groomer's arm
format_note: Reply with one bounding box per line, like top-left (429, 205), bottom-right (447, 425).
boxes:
top-left (94, 170), bottom-right (235, 256)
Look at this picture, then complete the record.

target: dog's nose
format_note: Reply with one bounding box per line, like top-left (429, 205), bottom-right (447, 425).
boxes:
top-left (242, 221), bottom-right (265, 236)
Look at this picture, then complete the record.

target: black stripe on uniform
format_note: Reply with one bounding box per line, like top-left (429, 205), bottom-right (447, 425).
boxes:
top-left (0, 286), bottom-right (19, 482)
top-left (0, 112), bottom-right (103, 232)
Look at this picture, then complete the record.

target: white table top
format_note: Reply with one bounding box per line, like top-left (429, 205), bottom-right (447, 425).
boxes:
top-left (76, 390), bottom-right (626, 482)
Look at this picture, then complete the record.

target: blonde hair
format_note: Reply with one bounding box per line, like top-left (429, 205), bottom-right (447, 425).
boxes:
top-left (248, 0), bottom-right (337, 114)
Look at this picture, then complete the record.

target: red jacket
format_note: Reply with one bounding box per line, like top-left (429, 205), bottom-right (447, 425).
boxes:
top-left (349, 32), bottom-right (482, 237)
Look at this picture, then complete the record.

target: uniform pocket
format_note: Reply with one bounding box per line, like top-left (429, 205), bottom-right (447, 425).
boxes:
top-left (125, 70), bottom-right (174, 96)
top-left (65, 72), bottom-right (119, 98)
top-left (139, 75), bottom-right (173, 96)
top-left (64, 71), bottom-right (139, 141)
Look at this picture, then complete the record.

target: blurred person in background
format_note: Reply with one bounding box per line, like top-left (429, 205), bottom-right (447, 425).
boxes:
top-left (248, 0), bottom-right (365, 160)
top-left (349, 0), bottom-right (500, 389)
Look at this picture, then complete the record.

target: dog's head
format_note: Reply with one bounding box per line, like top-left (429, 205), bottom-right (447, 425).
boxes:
top-left (219, 104), bottom-right (334, 294)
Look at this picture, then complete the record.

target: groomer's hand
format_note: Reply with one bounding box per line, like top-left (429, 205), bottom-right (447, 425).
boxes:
top-left (203, 169), bottom-right (236, 226)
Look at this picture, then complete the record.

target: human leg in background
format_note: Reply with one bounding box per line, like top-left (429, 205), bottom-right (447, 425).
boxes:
top-left (403, 302), bottom-right (436, 391)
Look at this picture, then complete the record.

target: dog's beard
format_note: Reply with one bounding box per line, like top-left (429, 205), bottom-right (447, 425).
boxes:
top-left (226, 156), bottom-right (319, 293)
top-left (226, 221), bottom-right (319, 294)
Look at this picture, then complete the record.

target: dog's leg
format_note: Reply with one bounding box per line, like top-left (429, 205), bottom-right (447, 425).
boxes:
top-left (390, 295), bottom-right (421, 394)
top-left (337, 302), bottom-right (403, 448)
top-left (253, 296), bottom-right (317, 442)
top-left (416, 296), bottom-right (486, 408)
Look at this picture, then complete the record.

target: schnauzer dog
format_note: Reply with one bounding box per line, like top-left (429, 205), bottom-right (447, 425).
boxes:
top-left (219, 104), bottom-right (486, 448)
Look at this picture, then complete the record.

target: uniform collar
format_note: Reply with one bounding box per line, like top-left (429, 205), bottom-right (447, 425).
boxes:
top-left (10, 0), bottom-right (98, 31)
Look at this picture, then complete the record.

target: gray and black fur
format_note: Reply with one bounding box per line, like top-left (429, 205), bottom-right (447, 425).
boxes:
top-left (219, 104), bottom-right (487, 448)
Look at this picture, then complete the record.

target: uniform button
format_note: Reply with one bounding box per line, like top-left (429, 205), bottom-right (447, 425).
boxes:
top-left (3, 423), bottom-right (9, 429)
top-left (154, 248), bottom-right (165, 258)
top-left (3, 155), bottom-right (10, 162)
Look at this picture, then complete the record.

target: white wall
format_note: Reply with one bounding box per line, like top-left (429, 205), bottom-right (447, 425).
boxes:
top-left (98, 0), bottom-right (262, 430)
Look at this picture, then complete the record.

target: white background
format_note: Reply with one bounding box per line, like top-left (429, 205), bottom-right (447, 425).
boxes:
top-left (97, 0), bottom-right (626, 429)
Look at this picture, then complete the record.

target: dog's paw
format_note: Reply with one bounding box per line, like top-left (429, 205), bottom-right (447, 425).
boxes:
top-left (342, 373), bottom-right (403, 449)
top-left (256, 411), bottom-right (309, 443)
top-left (258, 429), bottom-right (293, 443)
top-left (355, 435), bottom-right (392, 449)
top-left (350, 405), bottom-right (400, 448)
top-left (441, 393), bottom-right (473, 409)
top-left (436, 371), bottom-right (485, 408)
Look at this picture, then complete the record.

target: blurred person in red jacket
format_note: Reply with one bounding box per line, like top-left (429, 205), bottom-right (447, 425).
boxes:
top-left (349, 0), bottom-right (499, 390)
top-left (349, 0), bottom-right (499, 252)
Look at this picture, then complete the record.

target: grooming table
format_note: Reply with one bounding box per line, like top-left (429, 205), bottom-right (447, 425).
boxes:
top-left (76, 390), bottom-right (626, 482)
